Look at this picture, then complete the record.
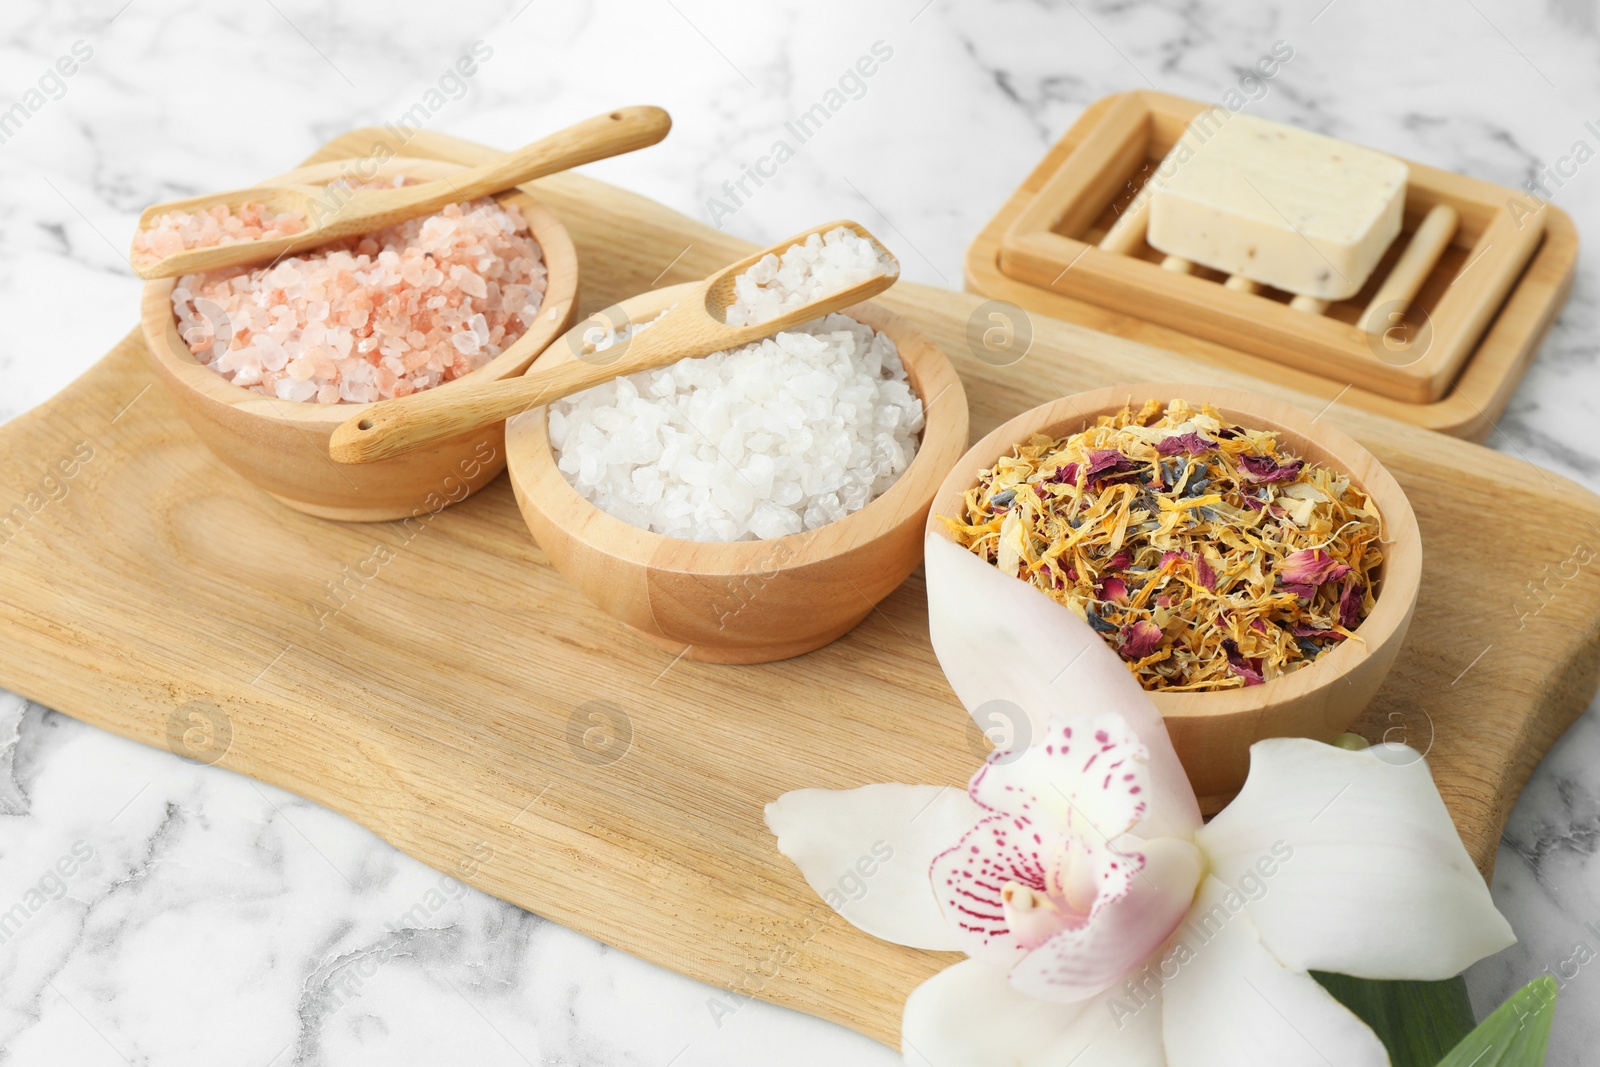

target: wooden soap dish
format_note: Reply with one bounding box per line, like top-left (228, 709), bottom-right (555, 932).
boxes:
top-left (984, 91), bottom-right (1576, 420)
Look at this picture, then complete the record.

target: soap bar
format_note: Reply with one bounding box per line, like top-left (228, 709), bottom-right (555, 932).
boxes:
top-left (1146, 112), bottom-right (1407, 301)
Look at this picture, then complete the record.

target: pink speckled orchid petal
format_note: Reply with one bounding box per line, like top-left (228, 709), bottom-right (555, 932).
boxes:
top-left (969, 713), bottom-right (1151, 841)
top-left (765, 783), bottom-right (985, 952)
top-left (928, 811), bottom-right (1054, 966)
top-left (1007, 835), bottom-right (1203, 1004)
top-left (901, 958), bottom-right (1165, 1067)
top-left (925, 535), bottom-right (1202, 840)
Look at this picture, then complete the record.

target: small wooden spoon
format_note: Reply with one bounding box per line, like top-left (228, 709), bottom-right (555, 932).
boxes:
top-left (131, 105), bottom-right (672, 279)
top-left (329, 221), bottom-right (898, 465)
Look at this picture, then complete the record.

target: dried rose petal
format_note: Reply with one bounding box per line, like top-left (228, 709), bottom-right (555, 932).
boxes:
top-left (1339, 580), bottom-right (1366, 630)
top-left (1098, 577), bottom-right (1129, 604)
top-left (1222, 639), bottom-right (1265, 685)
top-left (1085, 449), bottom-right (1127, 476)
top-left (1048, 463), bottom-right (1080, 485)
top-left (1120, 620), bottom-right (1163, 660)
top-left (1155, 431), bottom-right (1214, 456)
top-left (1238, 453), bottom-right (1305, 484)
top-left (1278, 548), bottom-right (1352, 588)
top-left (1084, 449), bottom-right (1140, 487)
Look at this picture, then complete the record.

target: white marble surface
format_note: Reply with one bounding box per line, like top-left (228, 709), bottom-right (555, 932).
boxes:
top-left (2, 0), bottom-right (1600, 1062)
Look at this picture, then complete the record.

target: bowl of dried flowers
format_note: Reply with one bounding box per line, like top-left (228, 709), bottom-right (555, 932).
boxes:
top-left (926, 382), bottom-right (1421, 805)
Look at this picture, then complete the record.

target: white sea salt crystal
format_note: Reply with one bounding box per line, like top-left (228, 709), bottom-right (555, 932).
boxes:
top-left (749, 501), bottom-right (803, 540)
top-left (722, 227), bottom-right (896, 328)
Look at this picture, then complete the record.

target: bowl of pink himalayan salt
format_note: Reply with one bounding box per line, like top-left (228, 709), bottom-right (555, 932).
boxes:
top-left (140, 157), bottom-right (578, 522)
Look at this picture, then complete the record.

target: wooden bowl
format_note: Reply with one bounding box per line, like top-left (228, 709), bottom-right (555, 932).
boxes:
top-left (141, 157), bottom-right (579, 522)
top-left (505, 283), bottom-right (969, 664)
top-left (925, 383), bottom-right (1422, 804)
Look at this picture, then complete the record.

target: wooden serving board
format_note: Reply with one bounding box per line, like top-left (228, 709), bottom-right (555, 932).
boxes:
top-left (2, 129), bottom-right (1598, 1051)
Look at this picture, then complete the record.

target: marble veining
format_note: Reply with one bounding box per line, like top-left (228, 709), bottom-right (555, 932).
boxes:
top-left (3, 0), bottom-right (1600, 1062)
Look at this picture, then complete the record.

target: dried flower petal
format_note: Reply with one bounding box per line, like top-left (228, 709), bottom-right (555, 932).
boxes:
top-left (1238, 453), bottom-right (1305, 484)
top-left (1120, 620), bottom-right (1164, 660)
top-left (1048, 463), bottom-right (1080, 485)
top-left (1223, 639), bottom-right (1265, 686)
top-left (1339, 580), bottom-right (1366, 630)
top-left (1279, 548), bottom-right (1353, 588)
top-left (1155, 431), bottom-right (1214, 456)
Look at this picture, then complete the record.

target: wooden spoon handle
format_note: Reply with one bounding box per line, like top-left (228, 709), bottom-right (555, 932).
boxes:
top-left (437, 106), bottom-right (671, 203)
top-left (329, 353), bottom-right (652, 465)
top-left (344, 107), bottom-right (671, 226)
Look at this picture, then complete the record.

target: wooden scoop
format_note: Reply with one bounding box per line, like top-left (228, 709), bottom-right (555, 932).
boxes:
top-left (328, 221), bottom-right (898, 465)
top-left (131, 105), bottom-right (672, 279)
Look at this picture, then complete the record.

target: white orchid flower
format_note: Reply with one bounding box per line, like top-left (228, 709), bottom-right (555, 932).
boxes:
top-left (765, 536), bottom-right (1513, 1066)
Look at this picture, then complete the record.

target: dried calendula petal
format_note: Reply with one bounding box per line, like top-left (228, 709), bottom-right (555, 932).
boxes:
top-left (938, 400), bottom-right (1385, 692)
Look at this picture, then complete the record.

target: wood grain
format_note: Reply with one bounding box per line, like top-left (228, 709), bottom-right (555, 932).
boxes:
top-left (1, 129), bottom-right (1597, 1051)
top-left (974, 92), bottom-right (1578, 437)
top-left (1359, 204), bottom-right (1459, 334)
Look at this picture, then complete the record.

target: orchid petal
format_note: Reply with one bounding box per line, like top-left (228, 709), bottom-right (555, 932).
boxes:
top-left (925, 535), bottom-right (1201, 840)
top-left (1009, 836), bottom-right (1204, 1003)
top-left (928, 811), bottom-right (1043, 966)
top-left (901, 958), bottom-right (1163, 1067)
top-left (1159, 877), bottom-right (1388, 1067)
top-left (928, 805), bottom-right (1151, 965)
top-left (766, 784), bottom-right (984, 951)
top-left (970, 713), bottom-right (1151, 840)
top-left (1196, 739), bottom-right (1515, 980)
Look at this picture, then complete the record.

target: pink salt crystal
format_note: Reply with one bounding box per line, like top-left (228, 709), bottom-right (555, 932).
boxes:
top-left (172, 183), bottom-right (544, 403)
top-left (132, 200), bottom-right (307, 265)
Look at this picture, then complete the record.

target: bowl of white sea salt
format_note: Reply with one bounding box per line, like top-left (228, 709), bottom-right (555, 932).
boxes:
top-left (504, 228), bottom-right (969, 664)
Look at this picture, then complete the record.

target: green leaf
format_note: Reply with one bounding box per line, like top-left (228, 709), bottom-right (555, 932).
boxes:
top-left (1435, 977), bottom-right (1557, 1067)
top-left (1312, 972), bottom-right (1476, 1066)
top-left (1311, 973), bottom-right (1557, 1067)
